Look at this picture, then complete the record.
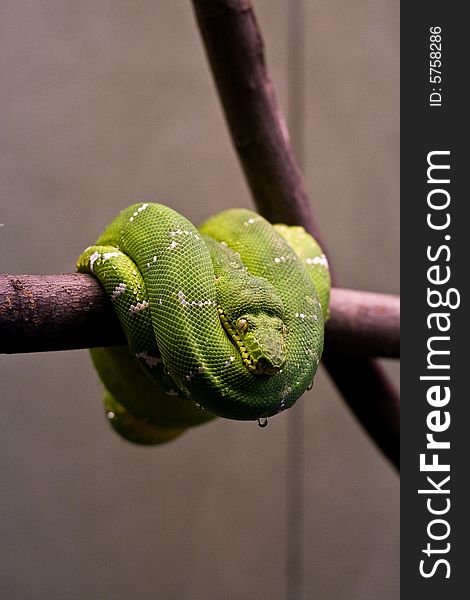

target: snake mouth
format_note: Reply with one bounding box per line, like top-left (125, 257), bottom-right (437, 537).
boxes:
top-left (247, 360), bottom-right (281, 376)
top-left (218, 307), bottom-right (284, 376)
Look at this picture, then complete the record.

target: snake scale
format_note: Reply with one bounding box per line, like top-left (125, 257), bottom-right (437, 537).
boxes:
top-left (77, 203), bottom-right (330, 444)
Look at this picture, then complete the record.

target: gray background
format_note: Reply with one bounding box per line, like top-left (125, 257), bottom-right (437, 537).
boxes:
top-left (0, 1), bottom-right (399, 599)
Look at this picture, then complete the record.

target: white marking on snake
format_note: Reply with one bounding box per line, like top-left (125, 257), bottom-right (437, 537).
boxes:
top-left (134, 351), bottom-right (161, 367)
top-left (184, 365), bottom-right (204, 381)
top-left (279, 386), bottom-right (293, 403)
top-left (102, 251), bottom-right (121, 261)
top-left (129, 204), bottom-right (149, 223)
top-left (89, 251), bottom-right (101, 273)
top-left (168, 241), bottom-right (178, 250)
top-left (129, 300), bottom-right (149, 313)
top-left (279, 386), bottom-right (292, 411)
top-left (305, 254), bottom-right (329, 267)
top-left (170, 229), bottom-right (194, 238)
top-left (189, 299), bottom-right (214, 308)
top-left (177, 291), bottom-right (188, 306)
top-left (111, 282), bottom-right (127, 300)
top-left (274, 256), bottom-right (287, 263)
top-left (224, 355), bottom-right (236, 367)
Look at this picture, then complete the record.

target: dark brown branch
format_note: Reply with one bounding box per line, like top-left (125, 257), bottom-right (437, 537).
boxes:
top-left (191, 0), bottom-right (323, 245)
top-left (0, 274), bottom-right (124, 353)
top-left (0, 274), bottom-right (399, 356)
top-left (326, 288), bottom-right (400, 358)
top-left (191, 0), bottom-right (399, 468)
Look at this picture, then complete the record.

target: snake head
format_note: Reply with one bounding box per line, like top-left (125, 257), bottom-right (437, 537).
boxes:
top-left (208, 236), bottom-right (289, 376)
top-left (219, 309), bottom-right (288, 375)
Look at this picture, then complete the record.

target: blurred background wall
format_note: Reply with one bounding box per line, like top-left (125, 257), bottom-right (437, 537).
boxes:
top-left (0, 1), bottom-right (399, 599)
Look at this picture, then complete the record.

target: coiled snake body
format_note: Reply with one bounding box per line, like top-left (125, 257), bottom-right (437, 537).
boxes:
top-left (78, 203), bottom-right (330, 444)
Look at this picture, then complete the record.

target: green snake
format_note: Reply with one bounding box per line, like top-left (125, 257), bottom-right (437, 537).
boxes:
top-left (77, 203), bottom-right (330, 444)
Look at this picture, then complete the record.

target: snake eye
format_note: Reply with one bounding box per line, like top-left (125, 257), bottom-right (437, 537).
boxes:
top-left (237, 318), bottom-right (249, 333)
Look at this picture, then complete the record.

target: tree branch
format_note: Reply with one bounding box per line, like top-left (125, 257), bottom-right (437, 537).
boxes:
top-left (0, 274), bottom-right (123, 353)
top-left (0, 274), bottom-right (398, 357)
top-left (326, 288), bottom-right (399, 358)
top-left (191, 0), bottom-right (400, 468)
top-left (191, 0), bottom-right (323, 245)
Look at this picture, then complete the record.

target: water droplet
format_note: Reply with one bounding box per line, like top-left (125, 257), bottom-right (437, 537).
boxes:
top-left (257, 417), bottom-right (269, 428)
top-left (106, 411), bottom-right (115, 420)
